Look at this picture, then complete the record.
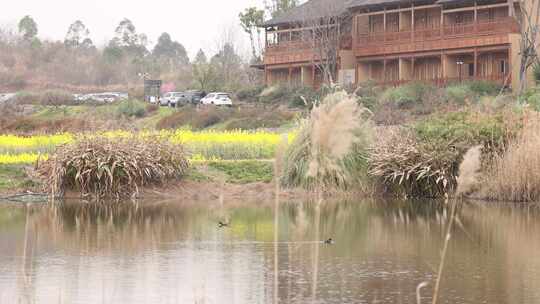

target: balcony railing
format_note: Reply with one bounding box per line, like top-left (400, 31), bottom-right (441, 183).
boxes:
top-left (355, 17), bottom-right (519, 48)
top-left (375, 74), bottom-right (510, 87)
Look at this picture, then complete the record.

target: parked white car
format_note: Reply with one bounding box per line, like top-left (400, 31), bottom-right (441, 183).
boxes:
top-left (88, 93), bottom-right (117, 103)
top-left (200, 93), bottom-right (233, 106)
top-left (0, 93), bottom-right (16, 103)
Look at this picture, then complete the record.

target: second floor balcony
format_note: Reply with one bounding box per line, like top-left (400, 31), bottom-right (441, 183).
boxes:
top-left (264, 36), bottom-right (353, 65)
top-left (353, 7), bottom-right (520, 57)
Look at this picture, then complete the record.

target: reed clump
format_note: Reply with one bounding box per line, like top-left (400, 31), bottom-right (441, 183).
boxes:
top-left (484, 114), bottom-right (540, 202)
top-left (368, 130), bottom-right (460, 198)
top-left (280, 91), bottom-right (373, 191)
top-left (39, 136), bottom-right (189, 199)
top-left (369, 110), bottom-right (518, 198)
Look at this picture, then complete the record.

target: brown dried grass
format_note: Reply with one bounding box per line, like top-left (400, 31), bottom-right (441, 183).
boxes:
top-left (368, 129), bottom-right (460, 198)
top-left (485, 114), bottom-right (540, 202)
top-left (39, 136), bottom-right (189, 199)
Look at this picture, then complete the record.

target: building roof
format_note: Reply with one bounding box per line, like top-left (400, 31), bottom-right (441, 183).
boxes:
top-left (262, 0), bottom-right (350, 27)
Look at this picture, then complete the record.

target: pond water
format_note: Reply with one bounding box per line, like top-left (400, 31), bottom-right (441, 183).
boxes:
top-left (1, 199), bottom-right (540, 304)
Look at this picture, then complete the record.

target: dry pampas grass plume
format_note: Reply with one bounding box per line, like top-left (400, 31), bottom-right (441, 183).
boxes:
top-left (455, 145), bottom-right (483, 197)
top-left (307, 91), bottom-right (372, 178)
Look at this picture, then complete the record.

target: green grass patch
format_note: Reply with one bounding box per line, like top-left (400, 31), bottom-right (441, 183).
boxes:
top-left (0, 165), bottom-right (38, 191)
top-left (206, 160), bottom-right (274, 184)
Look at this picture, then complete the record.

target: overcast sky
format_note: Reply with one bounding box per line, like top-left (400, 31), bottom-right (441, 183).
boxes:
top-left (1, 0), bottom-right (267, 59)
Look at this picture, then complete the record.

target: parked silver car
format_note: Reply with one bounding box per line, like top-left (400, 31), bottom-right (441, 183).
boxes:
top-left (162, 92), bottom-right (190, 107)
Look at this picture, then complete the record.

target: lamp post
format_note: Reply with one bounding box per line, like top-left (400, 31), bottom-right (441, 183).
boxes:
top-left (456, 60), bottom-right (464, 83)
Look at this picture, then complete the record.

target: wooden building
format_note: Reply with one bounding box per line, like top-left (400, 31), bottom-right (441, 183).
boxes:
top-left (260, 0), bottom-right (537, 90)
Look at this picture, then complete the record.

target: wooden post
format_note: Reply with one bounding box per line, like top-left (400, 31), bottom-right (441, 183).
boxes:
top-left (508, 0), bottom-right (514, 17)
top-left (355, 61), bottom-right (359, 85)
top-left (474, 0), bottom-right (478, 32)
top-left (474, 1), bottom-right (478, 21)
top-left (440, 7), bottom-right (444, 37)
top-left (288, 66), bottom-right (292, 86)
top-left (383, 58), bottom-right (387, 83)
top-left (412, 57), bottom-right (416, 81)
top-left (441, 53), bottom-right (446, 83)
top-left (312, 65), bottom-right (316, 87)
top-left (412, 3), bottom-right (415, 42)
top-left (474, 48), bottom-right (478, 79)
top-left (383, 8), bottom-right (387, 31)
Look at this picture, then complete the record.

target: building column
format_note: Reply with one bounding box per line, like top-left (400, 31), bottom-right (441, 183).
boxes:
top-left (312, 65), bottom-right (316, 86)
top-left (412, 57), bottom-right (416, 81)
top-left (474, 49), bottom-right (478, 79)
top-left (441, 54), bottom-right (445, 82)
top-left (411, 4), bottom-right (415, 41)
top-left (383, 59), bottom-right (387, 83)
top-left (288, 66), bottom-right (292, 86)
top-left (399, 58), bottom-right (413, 81)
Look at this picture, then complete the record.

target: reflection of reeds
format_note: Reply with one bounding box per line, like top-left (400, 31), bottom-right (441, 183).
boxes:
top-left (431, 199), bottom-right (458, 304)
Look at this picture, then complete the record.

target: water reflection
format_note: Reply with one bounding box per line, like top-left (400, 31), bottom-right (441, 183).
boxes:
top-left (1, 200), bottom-right (540, 303)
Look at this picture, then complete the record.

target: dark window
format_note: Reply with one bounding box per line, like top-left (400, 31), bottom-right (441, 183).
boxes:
top-left (468, 64), bottom-right (475, 77)
top-left (500, 60), bottom-right (507, 74)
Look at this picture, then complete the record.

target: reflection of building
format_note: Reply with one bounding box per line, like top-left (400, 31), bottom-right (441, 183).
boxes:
top-left (260, 0), bottom-right (536, 90)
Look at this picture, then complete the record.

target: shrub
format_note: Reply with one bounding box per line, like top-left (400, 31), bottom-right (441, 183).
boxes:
top-left (39, 90), bottom-right (75, 106)
top-left (534, 64), bottom-right (540, 84)
top-left (280, 91), bottom-right (373, 190)
top-left (445, 84), bottom-right (472, 104)
top-left (355, 80), bottom-right (381, 111)
top-left (259, 85), bottom-right (292, 103)
top-left (13, 92), bottom-right (41, 105)
top-left (157, 106), bottom-right (295, 131)
top-left (146, 104), bottom-right (159, 114)
top-left (413, 111), bottom-right (515, 147)
top-left (223, 112), bottom-right (292, 130)
top-left (524, 89), bottom-right (540, 111)
top-left (39, 136), bottom-right (189, 198)
top-left (467, 80), bottom-right (501, 96)
top-left (116, 100), bottom-right (147, 118)
top-left (236, 86), bottom-right (264, 101)
top-left (157, 106), bottom-right (229, 130)
top-left (381, 82), bottom-right (434, 108)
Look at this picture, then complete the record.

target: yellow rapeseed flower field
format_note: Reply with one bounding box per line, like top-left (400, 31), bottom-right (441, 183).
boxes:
top-left (0, 130), bottom-right (294, 164)
top-left (0, 153), bottom-right (47, 165)
top-left (0, 134), bottom-right (73, 154)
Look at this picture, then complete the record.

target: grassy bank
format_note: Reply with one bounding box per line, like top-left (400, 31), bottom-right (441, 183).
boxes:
top-left (3, 83), bottom-right (540, 202)
top-left (0, 165), bottom-right (39, 192)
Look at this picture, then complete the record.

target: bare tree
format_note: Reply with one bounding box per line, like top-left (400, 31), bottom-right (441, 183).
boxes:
top-left (515, 0), bottom-right (540, 93)
top-left (300, 1), bottom-right (349, 85)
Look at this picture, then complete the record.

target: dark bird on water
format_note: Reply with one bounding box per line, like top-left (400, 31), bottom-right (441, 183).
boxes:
top-left (218, 221), bottom-right (229, 228)
top-left (324, 238), bottom-right (334, 245)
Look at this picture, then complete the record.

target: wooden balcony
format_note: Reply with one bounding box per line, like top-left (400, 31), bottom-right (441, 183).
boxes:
top-left (375, 74), bottom-right (510, 87)
top-left (263, 35), bottom-right (352, 65)
top-left (264, 41), bottom-right (315, 65)
top-left (354, 18), bottom-right (520, 57)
